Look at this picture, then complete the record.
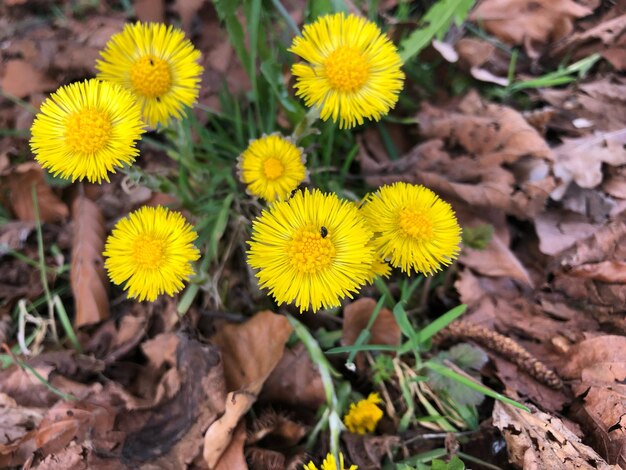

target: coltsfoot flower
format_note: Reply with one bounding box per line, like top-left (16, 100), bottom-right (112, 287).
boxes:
top-left (304, 452), bottom-right (357, 470)
top-left (30, 79), bottom-right (144, 183)
top-left (237, 134), bottom-right (307, 202)
top-left (247, 189), bottom-right (374, 312)
top-left (343, 392), bottom-right (383, 434)
top-left (104, 206), bottom-right (200, 301)
top-left (361, 182), bottom-right (462, 275)
top-left (289, 13), bottom-right (405, 129)
top-left (97, 22), bottom-right (203, 127)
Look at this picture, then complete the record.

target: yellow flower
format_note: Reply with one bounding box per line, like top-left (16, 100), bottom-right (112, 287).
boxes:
top-left (30, 79), bottom-right (144, 183)
top-left (289, 13), bottom-right (405, 129)
top-left (361, 182), bottom-right (461, 275)
top-left (247, 189), bottom-right (374, 312)
top-left (104, 206), bottom-right (200, 301)
top-left (343, 392), bottom-right (383, 435)
top-left (96, 22), bottom-right (203, 127)
top-left (365, 257), bottom-right (392, 284)
top-left (304, 452), bottom-right (358, 470)
top-left (238, 134), bottom-right (307, 202)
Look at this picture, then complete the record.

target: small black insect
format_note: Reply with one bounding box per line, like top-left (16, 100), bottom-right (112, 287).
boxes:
top-left (320, 226), bottom-right (328, 238)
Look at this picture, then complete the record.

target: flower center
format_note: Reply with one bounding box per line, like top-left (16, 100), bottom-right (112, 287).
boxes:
top-left (287, 227), bottom-right (336, 274)
top-left (398, 208), bottom-right (433, 240)
top-left (132, 235), bottom-right (167, 269)
top-left (262, 157), bottom-right (285, 180)
top-left (130, 56), bottom-right (172, 98)
top-left (64, 109), bottom-right (112, 154)
top-left (324, 46), bottom-right (370, 93)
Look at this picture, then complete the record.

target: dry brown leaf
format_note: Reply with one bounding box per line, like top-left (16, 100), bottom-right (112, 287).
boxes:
top-left (342, 433), bottom-right (400, 470)
top-left (342, 297), bottom-right (400, 369)
top-left (212, 311), bottom-right (293, 393)
top-left (560, 336), bottom-right (626, 466)
top-left (260, 342), bottom-right (326, 410)
top-left (470, 0), bottom-right (592, 48)
top-left (133, 0), bottom-right (165, 22)
top-left (205, 311), bottom-right (293, 468)
top-left (493, 402), bottom-right (617, 469)
top-left (70, 195), bottom-right (109, 327)
top-left (461, 232), bottom-right (532, 286)
top-left (4, 163), bottom-right (69, 223)
top-left (0, 400), bottom-right (116, 468)
top-left (174, 0), bottom-right (205, 34)
top-left (550, 12), bottom-right (626, 70)
top-left (0, 393), bottom-right (44, 446)
top-left (0, 60), bottom-right (54, 98)
top-left (540, 77), bottom-right (626, 133)
top-left (551, 129), bottom-right (626, 200)
top-left (121, 333), bottom-right (226, 467)
top-left (203, 390), bottom-right (253, 469)
top-left (359, 92), bottom-right (554, 219)
top-left (551, 215), bottom-right (626, 331)
top-left (535, 210), bottom-right (601, 256)
top-left (213, 421), bottom-right (247, 470)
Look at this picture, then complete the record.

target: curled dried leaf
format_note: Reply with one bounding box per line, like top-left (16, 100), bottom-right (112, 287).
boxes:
top-left (70, 195), bottom-right (109, 327)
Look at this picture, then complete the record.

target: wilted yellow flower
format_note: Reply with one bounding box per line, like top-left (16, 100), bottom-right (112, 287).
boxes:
top-left (97, 22), bottom-right (203, 127)
top-left (238, 134), bottom-right (307, 202)
top-left (361, 182), bottom-right (461, 275)
top-left (343, 392), bottom-right (383, 434)
top-left (247, 189), bottom-right (374, 312)
top-left (304, 452), bottom-right (357, 470)
top-left (30, 79), bottom-right (144, 183)
top-left (104, 206), bottom-right (200, 301)
top-left (289, 13), bottom-right (404, 129)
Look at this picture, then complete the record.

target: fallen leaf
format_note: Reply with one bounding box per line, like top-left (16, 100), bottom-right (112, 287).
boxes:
top-left (0, 60), bottom-right (54, 98)
top-left (540, 76), bottom-right (626, 133)
top-left (213, 421), bottom-right (247, 470)
top-left (174, 0), bottom-right (205, 34)
top-left (70, 195), bottom-right (109, 327)
top-left (470, 0), bottom-right (592, 49)
top-left (120, 332), bottom-right (225, 467)
top-left (203, 390), bottom-right (254, 469)
top-left (0, 393), bottom-right (44, 445)
top-left (133, 0), bottom-right (165, 22)
top-left (212, 311), bottom-right (292, 393)
top-left (4, 163), bottom-right (69, 223)
top-left (550, 12), bottom-right (626, 70)
top-left (535, 210), bottom-right (601, 256)
top-left (551, 214), bottom-right (626, 331)
top-left (359, 92), bottom-right (555, 219)
top-left (561, 336), bottom-right (626, 466)
top-left (461, 231), bottom-right (533, 286)
top-left (342, 297), bottom-right (400, 369)
top-left (205, 311), bottom-right (293, 468)
top-left (260, 343), bottom-right (326, 410)
top-left (493, 402), bottom-right (617, 469)
top-left (342, 433), bottom-right (400, 470)
top-left (551, 129), bottom-right (626, 200)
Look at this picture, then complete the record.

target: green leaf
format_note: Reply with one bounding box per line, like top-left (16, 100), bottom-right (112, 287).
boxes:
top-left (461, 224), bottom-right (493, 250)
top-left (447, 343), bottom-right (489, 370)
top-left (399, 0), bottom-right (475, 63)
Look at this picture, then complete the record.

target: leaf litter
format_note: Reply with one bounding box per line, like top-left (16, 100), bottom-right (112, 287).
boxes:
top-left (2, 0), bottom-right (626, 468)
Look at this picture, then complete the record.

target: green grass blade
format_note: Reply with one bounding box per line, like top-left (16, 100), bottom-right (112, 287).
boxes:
top-left (418, 304), bottom-right (467, 345)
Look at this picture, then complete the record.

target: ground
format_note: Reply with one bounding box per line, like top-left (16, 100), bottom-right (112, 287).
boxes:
top-left (0, 0), bottom-right (625, 469)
